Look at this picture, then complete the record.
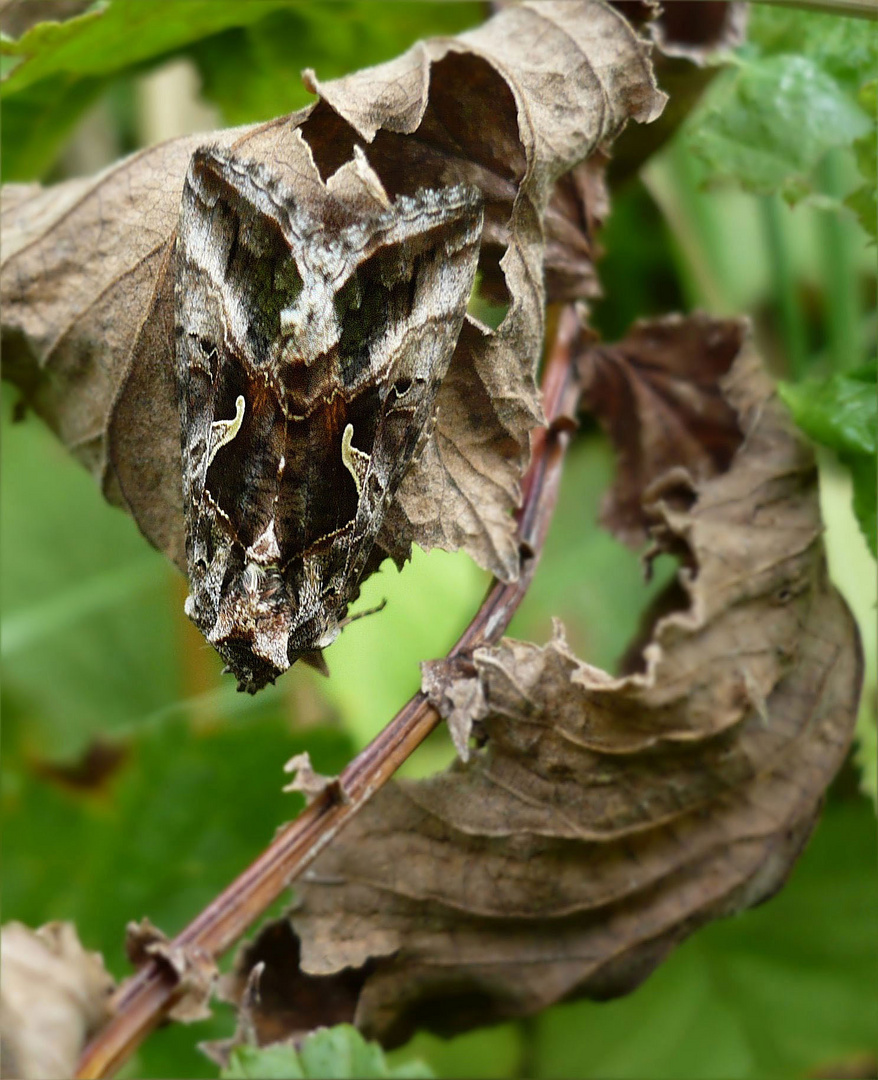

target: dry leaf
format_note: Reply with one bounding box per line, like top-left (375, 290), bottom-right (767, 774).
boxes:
top-left (0, 0), bottom-right (665, 583)
top-left (226, 320), bottom-right (861, 1047)
top-left (580, 312), bottom-right (745, 545)
top-left (0, 921), bottom-right (114, 1080)
top-left (535, 1), bottom-right (747, 285)
top-left (0, 0), bottom-right (93, 38)
top-left (283, 752), bottom-right (347, 805)
top-left (217, 922), bottom-right (367, 1057)
top-left (125, 917), bottom-right (217, 1023)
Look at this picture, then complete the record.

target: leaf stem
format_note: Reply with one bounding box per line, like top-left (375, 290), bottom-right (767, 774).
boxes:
top-left (818, 150), bottom-right (862, 372)
top-left (760, 193), bottom-right (809, 379)
top-left (644, 143), bottom-right (730, 314)
top-left (75, 305), bottom-right (585, 1080)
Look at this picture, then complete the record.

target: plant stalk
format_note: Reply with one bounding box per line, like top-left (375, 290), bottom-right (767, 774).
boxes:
top-left (760, 193), bottom-right (809, 379)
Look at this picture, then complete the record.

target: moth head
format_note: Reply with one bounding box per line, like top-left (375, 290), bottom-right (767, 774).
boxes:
top-left (200, 560), bottom-right (292, 692)
top-left (192, 556), bottom-right (344, 693)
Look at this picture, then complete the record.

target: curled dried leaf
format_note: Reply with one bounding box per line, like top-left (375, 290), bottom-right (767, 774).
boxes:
top-left (231, 321), bottom-right (861, 1047)
top-left (219, 920), bottom-right (367, 1052)
top-left (126, 917), bottom-right (217, 1023)
top-left (283, 752), bottom-right (348, 805)
top-left (0, 921), bottom-right (114, 1080)
top-left (1, 0), bottom-right (665, 583)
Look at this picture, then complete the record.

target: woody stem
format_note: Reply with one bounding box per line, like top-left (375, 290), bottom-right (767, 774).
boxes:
top-left (75, 303), bottom-right (584, 1080)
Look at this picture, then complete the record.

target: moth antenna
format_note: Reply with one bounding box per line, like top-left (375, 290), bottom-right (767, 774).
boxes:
top-left (339, 598), bottom-right (387, 628)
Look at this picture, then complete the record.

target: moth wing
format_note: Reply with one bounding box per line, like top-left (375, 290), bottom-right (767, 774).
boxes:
top-left (330, 186), bottom-right (484, 591)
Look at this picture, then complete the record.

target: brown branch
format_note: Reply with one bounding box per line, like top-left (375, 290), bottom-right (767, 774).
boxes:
top-left (75, 303), bottom-right (584, 1080)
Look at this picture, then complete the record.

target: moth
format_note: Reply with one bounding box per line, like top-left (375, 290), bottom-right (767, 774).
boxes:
top-left (175, 147), bottom-right (483, 692)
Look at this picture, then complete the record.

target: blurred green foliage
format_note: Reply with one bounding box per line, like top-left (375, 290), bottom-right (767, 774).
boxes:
top-left (223, 1026), bottom-right (433, 1080)
top-left (687, 5), bottom-right (877, 215)
top-left (0, 0), bottom-right (479, 180)
top-left (1, 2), bottom-right (876, 1079)
top-left (681, 2), bottom-right (877, 551)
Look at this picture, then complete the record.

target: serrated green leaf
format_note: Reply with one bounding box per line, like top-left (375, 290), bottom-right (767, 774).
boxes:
top-left (223, 1044), bottom-right (306, 1079)
top-left (779, 365), bottom-right (877, 556)
top-left (222, 1027), bottom-right (433, 1079)
top-left (687, 54), bottom-right (870, 201)
top-left (779, 364), bottom-right (877, 458)
top-left (846, 451), bottom-right (877, 556)
top-left (845, 181), bottom-right (877, 243)
top-left (686, 6), bottom-right (877, 208)
top-left (747, 7), bottom-right (878, 98)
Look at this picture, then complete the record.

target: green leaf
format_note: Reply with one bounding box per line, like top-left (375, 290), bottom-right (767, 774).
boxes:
top-left (190, 4), bottom-right (480, 127)
top-left (223, 1044), bottom-right (306, 1079)
top-left (746, 7), bottom-right (878, 97)
top-left (0, 406), bottom-right (182, 759)
top-left (530, 799), bottom-right (878, 1079)
top-left (780, 364), bottom-right (877, 458)
top-left (222, 1026), bottom-right (433, 1079)
top-left (846, 81), bottom-right (877, 242)
top-left (846, 451), bottom-right (877, 557)
top-left (685, 6), bottom-right (877, 209)
top-left (0, 0), bottom-right (298, 178)
top-left (854, 705), bottom-right (877, 808)
top-left (0, 0), bottom-right (480, 180)
top-left (779, 364), bottom-right (877, 555)
top-left (388, 1024), bottom-right (522, 1080)
top-left (687, 54), bottom-right (870, 202)
top-left (0, 1), bottom-right (299, 92)
top-left (0, 701), bottom-right (353, 970)
top-left (0, 72), bottom-right (107, 180)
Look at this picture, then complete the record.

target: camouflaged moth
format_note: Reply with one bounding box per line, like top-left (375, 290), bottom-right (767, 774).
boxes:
top-left (175, 147), bottom-right (483, 692)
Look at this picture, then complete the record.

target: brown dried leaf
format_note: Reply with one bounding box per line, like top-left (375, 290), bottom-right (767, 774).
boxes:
top-left (543, 1), bottom-right (748, 298)
top-left (234, 321), bottom-right (861, 1047)
top-left (125, 917), bottom-right (217, 1023)
top-left (217, 922), bottom-right (367, 1057)
top-left (282, 751), bottom-right (347, 805)
top-left (0, 0), bottom-right (93, 38)
top-left (609, 1), bottom-right (748, 184)
top-left (0, 921), bottom-right (114, 1080)
top-left (1, 0), bottom-right (665, 581)
top-left (579, 312), bottom-right (746, 545)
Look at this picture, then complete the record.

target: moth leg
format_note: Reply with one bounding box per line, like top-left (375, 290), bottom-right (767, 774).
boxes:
top-left (207, 394), bottom-right (246, 467)
top-left (341, 423), bottom-right (370, 497)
